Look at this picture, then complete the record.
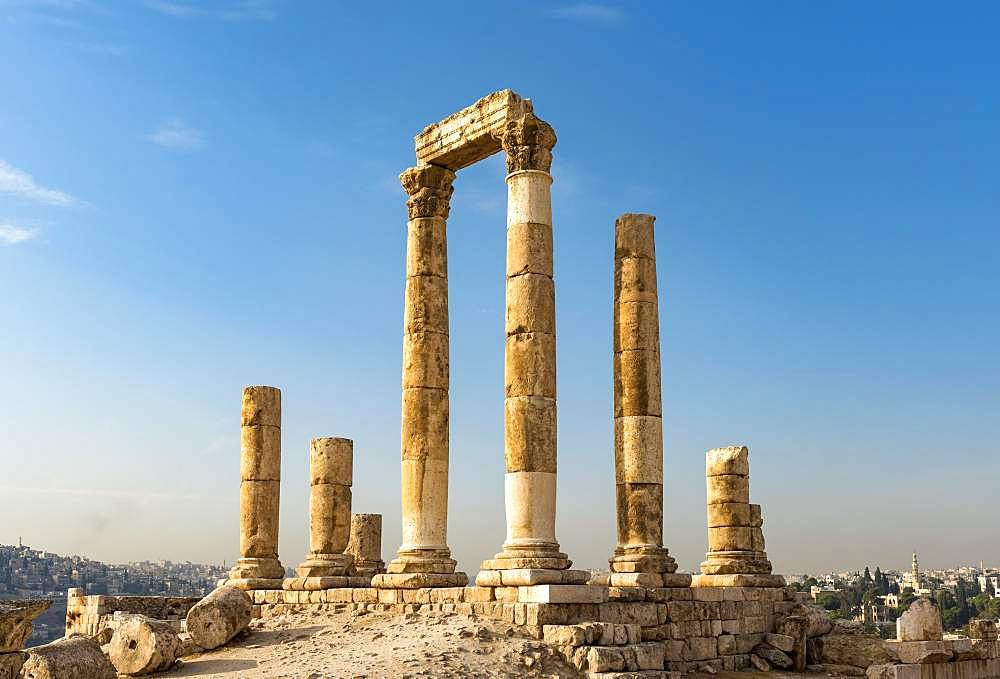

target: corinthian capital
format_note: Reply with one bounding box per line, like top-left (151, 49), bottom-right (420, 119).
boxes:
top-left (400, 164), bottom-right (456, 220)
top-left (495, 114), bottom-right (557, 173)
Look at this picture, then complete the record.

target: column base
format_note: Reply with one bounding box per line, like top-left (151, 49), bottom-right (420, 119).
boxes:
top-left (223, 578), bottom-right (285, 590)
top-left (372, 572), bottom-right (469, 589)
top-left (609, 545), bottom-right (679, 575)
top-left (228, 556), bottom-right (284, 580)
top-left (386, 548), bottom-right (457, 574)
top-left (295, 553), bottom-right (355, 577)
top-left (352, 559), bottom-right (386, 580)
top-left (690, 573), bottom-right (787, 588)
top-left (700, 550), bottom-right (773, 575)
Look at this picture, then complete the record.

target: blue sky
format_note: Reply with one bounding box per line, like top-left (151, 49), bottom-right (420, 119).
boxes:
top-left (1, 1), bottom-right (997, 576)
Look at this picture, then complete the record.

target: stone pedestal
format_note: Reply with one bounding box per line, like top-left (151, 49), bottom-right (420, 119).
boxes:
top-left (346, 513), bottom-right (385, 579)
top-left (607, 213), bottom-right (682, 588)
top-left (478, 114), bottom-right (585, 588)
top-left (693, 445), bottom-right (784, 587)
top-left (379, 164), bottom-right (467, 589)
top-left (295, 437), bottom-right (355, 577)
top-left (227, 386), bottom-right (285, 589)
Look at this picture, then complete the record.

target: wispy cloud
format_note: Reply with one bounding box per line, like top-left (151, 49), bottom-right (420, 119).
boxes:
top-left (546, 3), bottom-right (626, 28)
top-left (144, 0), bottom-right (275, 21)
top-left (144, 118), bottom-right (206, 150)
top-left (0, 222), bottom-right (39, 245)
top-left (0, 160), bottom-right (78, 206)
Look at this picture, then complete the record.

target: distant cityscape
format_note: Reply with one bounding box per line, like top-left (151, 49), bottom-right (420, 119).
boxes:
top-left (0, 540), bottom-right (228, 646)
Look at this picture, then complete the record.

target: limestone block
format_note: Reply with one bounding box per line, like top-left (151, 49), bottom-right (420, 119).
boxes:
top-left (707, 502), bottom-right (752, 528)
top-left (21, 636), bottom-right (116, 679)
top-left (707, 474), bottom-right (750, 505)
top-left (614, 417), bottom-right (663, 483)
top-left (404, 275), bottom-right (449, 335)
top-left (346, 513), bottom-right (382, 564)
top-left (507, 222), bottom-right (553, 277)
top-left (897, 598), bottom-right (944, 642)
top-left (399, 458), bottom-right (449, 549)
top-left (706, 446), bottom-right (749, 477)
top-left (401, 386), bottom-right (448, 461)
top-left (308, 485), bottom-right (352, 554)
top-left (751, 527), bottom-right (766, 552)
top-left (0, 651), bottom-right (26, 679)
top-left (756, 644), bottom-right (793, 668)
top-left (718, 634), bottom-right (738, 655)
top-left (241, 385), bottom-right (280, 427)
top-left (886, 640), bottom-right (953, 664)
top-left (614, 300), bottom-right (660, 353)
top-left (108, 615), bottom-right (183, 675)
top-left (506, 170), bottom-right (553, 228)
top-left (402, 331), bottom-right (449, 389)
top-left (766, 633), bottom-right (796, 653)
top-left (518, 585), bottom-right (608, 604)
top-left (503, 470), bottom-right (558, 546)
top-left (238, 480), bottom-right (280, 558)
top-left (780, 604), bottom-right (834, 637)
top-left (506, 273), bottom-right (555, 336)
top-left (683, 636), bottom-right (718, 661)
top-left (609, 572), bottom-right (663, 588)
top-left (0, 599), bottom-right (50, 652)
top-left (614, 350), bottom-right (662, 417)
top-left (504, 395), bottom-right (556, 472)
top-left (370, 572), bottom-right (469, 589)
top-left (615, 256), bottom-right (658, 304)
top-left (406, 216), bottom-right (447, 278)
top-left (708, 527), bottom-right (753, 552)
top-left (415, 90), bottom-right (530, 170)
top-left (615, 482), bottom-right (663, 548)
top-left (500, 569), bottom-right (564, 586)
top-left (750, 653), bottom-right (771, 672)
top-left (749, 503), bottom-right (763, 527)
top-left (505, 332), bottom-right (556, 398)
top-left (239, 425), bottom-right (281, 481)
top-left (615, 213), bottom-right (656, 260)
top-left (821, 634), bottom-right (898, 667)
top-left (185, 587), bottom-right (252, 651)
top-left (310, 437), bottom-right (353, 486)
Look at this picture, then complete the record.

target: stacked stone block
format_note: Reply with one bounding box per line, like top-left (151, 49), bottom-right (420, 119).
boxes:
top-left (693, 445), bottom-right (784, 588)
top-left (346, 513), bottom-right (385, 579)
top-left (227, 386), bottom-right (285, 589)
top-left (64, 589), bottom-right (197, 641)
top-left (609, 213), bottom-right (684, 589)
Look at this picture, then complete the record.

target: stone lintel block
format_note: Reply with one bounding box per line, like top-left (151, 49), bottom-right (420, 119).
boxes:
top-left (708, 526), bottom-right (753, 552)
top-left (615, 213), bottom-right (656, 260)
top-left (406, 216), bottom-right (447, 278)
top-left (517, 585), bottom-right (609, 604)
top-left (504, 332), bottom-right (556, 398)
top-left (371, 572), bottom-right (469, 589)
top-left (614, 417), bottom-right (663, 483)
top-left (614, 300), bottom-right (660, 354)
top-left (707, 474), bottom-right (750, 505)
top-left (239, 425), bottom-right (281, 481)
top-left (414, 89), bottom-right (530, 171)
top-left (689, 574), bottom-right (787, 588)
top-left (309, 437), bottom-right (353, 486)
top-left (401, 387), bottom-right (448, 462)
top-left (507, 221), bottom-right (553, 277)
top-left (504, 395), bottom-right (556, 472)
top-left (616, 482), bottom-right (663, 549)
top-left (707, 502), bottom-right (752, 528)
top-left (402, 331), bottom-right (449, 390)
top-left (614, 351), bottom-right (662, 417)
top-left (506, 273), bottom-right (555, 336)
top-left (404, 275), bottom-right (449, 335)
top-left (615, 256), bottom-right (657, 304)
top-left (706, 446), bottom-right (749, 477)
top-left (241, 385), bottom-right (280, 427)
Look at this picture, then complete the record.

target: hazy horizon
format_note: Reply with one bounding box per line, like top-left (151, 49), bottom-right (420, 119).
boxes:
top-left (2, 2), bottom-right (998, 576)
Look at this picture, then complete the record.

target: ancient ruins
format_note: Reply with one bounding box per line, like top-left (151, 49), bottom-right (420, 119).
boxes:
top-left (3, 89), bottom-right (998, 678)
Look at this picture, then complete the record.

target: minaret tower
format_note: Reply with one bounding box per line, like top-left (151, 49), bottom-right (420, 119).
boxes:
top-left (912, 551), bottom-right (920, 587)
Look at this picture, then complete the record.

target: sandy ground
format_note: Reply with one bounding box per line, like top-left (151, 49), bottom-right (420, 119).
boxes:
top-left (156, 608), bottom-right (583, 679)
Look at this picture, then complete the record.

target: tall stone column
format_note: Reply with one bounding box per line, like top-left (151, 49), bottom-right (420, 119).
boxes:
top-left (346, 513), bottom-right (385, 579)
top-left (376, 164), bottom-right (467, 589)
top-left (477, 114), bottom-right (591, 590)
top-left (608, 213), bottom-right (685, 588)
top-left (227, 385), bottom-right (285, 588)
top-left (296, 437), bottom-right (354, 577)
top-left (692, 445), bottom-right (785, 587)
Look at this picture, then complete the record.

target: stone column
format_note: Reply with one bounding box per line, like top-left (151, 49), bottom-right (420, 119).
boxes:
top-left (346, 513), bottom-right (385, 579)
top-left (296, 437), bottom-right (354, 577)
top-left (608, 213), bottom-right (685, 588)
top-left (693, 445), bottom-right (784, 587)
top-left (377, 164), bottom-right (467, 589)
top-left (478, 114), bottom-right (589, 589)
top-left (227, 385), bottom-right (285, 588)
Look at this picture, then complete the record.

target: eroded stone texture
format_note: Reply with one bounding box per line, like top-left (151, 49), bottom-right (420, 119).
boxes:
top-left (108, 615), bottom-right (183, 676)
top-left (346, 513), bottom-right (385, 578)
top-left (21, 636), bottom-right (116, 679)
top-left (0, 599), bottom-right (50, 652)
top-left (228, 385), bottom-right (284, 588)
top-left (297, 437), bottom-right (355, 577)
top-left (897, 598), bottom-right (944, 641)
top-left (186, 586), bottom-right (252, 650)
top-left (609, 214), bottom-right (677, 580)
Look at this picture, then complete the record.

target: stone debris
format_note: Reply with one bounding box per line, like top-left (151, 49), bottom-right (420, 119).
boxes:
top-left (20, 635), bottom-right (116, 679)
top-left (107, 614), bottom-right (183, 675)
top-left (185, 586), bottom-right (253, 650)
top-left (896, 597), bottom-right (944, 641)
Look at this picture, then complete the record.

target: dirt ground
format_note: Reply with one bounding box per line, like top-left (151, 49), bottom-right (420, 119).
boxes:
top-left (157, 608), bottom-right (583, 679)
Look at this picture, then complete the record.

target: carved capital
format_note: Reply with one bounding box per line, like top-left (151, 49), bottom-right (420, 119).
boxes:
top-left (400, 164), bottom-right (456, 220)
top-left (496, 114), bottom-right (557, 173)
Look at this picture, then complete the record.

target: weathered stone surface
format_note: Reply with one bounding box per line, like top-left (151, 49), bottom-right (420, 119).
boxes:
top-left (371, 572), bottom-right (469, 589)
top-left (615, 213), bottom-right (656, 260)
top-left (400, 164), bottom-right (455, 220)
top-left (0, 599), bottom-right (50, 652)
top-left (782, 604), bottom-right (835, 638)
top-left (517, 585), bottom-right (608, 604)
top-left (404, 276), bottom-right (449, 335)
top-left (21, 636), bottom-right (116, 679)
top-left (504, 395), bottom-right (556, 472)
top-left (505, 332), bottom-right (556, 398)
top-left (707, 526), bottom-right (753, 552)
top-left (822, 633), bottom-right (898, 667)
top-left (498, 115), bottom-right (556, 174)
top-left (309, 437), bottom-right (353, 486)
top-left (0, 651), bottom-right (26, 679)
top-left (614, 301), bottom-right (660, 353)
top-left (970, 619), bottom-right (998, 641)
top-left (887, 640), bottom-right (953, 663)
top-left (405, 217), bottom-right (447, 278)
top-left (238, 479), bottom-right (280, 559)
top-left (766, 633), bottom-right (796, 653)
top-left (185, 586), bottom-right (252, 651)
top-left (690, 574), bottom-right (786, 587)
top-left (241, 385), bottom-right (280, 427)
top-left (402, 331), bottom-right (450, 389)
top-left (305, 478), bottom-right (352, 556)
top-left (706, 446), bottom-right (749, 476)
top-left (239, 425), bottom-right (280, 480)
top-left (614, 349), bottom-right (662, 417)
top-left (756, 644), bottom-right (793, 668)
top-left (707, 502), bottom-right (752, 528)
top-left (809, 663), bottom-right (867, 676)
top-left (706, 474), bottom-right (750, 504)
top-left (750, 653), bottom-right (771, 671)
top-left (615, 256), bottom-right (658, 304)
top-left (400, 386), bottom-right (448, 462)
top-left (108, 615), bottom-right (183, 675)
top-left (614, 417), bottom-right (663, 484)
top-left (506, 273), bottom-right (555, 337)
top-left (897, 598), bottom-right (944, 641)
top-left (346, 513), bottom-right (384, 576)
top-left (615, 482), bottom-right (663, 549)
